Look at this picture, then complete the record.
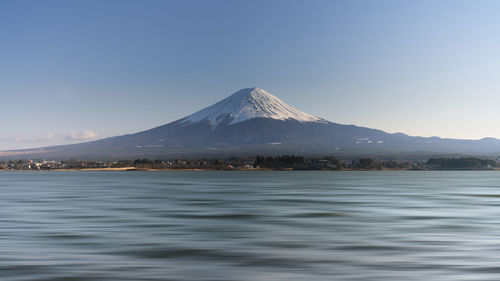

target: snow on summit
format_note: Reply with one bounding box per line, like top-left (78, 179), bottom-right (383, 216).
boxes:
top-left (181, 87), bottom-right (323, 127)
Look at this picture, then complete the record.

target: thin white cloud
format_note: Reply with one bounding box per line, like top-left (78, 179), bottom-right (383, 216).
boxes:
top-left (42, 133), bottom-right (55, 140)
top-left (66, 130), bottom-right (100, 141)
top-left (11, 133), bottom-right (56, 143)
top-left (0, 130), bottom-right (102, 150)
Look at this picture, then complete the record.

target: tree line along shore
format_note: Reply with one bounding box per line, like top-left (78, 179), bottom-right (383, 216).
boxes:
top-left (0, 156), bottom-right (498, 171)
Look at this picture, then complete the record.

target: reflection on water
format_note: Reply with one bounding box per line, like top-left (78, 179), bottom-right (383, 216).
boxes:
top-left (1, 171), bottom-right (500, 280)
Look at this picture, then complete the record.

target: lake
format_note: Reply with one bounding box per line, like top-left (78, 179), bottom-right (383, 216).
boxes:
top-left (1, 171), bottom-right (500, 280)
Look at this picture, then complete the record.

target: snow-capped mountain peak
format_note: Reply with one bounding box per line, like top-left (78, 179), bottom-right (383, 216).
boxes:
top-left (180, 87), bottom-right (324, 127)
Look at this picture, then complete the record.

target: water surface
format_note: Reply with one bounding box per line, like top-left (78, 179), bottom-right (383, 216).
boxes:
top-left (1, 171), bottom-right (500, 280)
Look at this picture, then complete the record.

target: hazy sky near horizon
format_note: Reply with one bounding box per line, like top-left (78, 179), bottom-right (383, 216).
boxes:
top-left (1, 0), bottom-right (500, 149)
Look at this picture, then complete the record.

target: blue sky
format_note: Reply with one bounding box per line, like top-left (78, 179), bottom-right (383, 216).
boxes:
top-left (1, 0), bottom-right (500, 149)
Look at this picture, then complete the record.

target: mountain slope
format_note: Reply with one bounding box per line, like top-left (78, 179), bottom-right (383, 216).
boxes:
top-left (2, 87), bottom-right (500, 160)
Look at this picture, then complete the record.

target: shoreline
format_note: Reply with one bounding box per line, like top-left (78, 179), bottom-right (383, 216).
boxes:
top-left (2, 167), bottom-right (499, 172)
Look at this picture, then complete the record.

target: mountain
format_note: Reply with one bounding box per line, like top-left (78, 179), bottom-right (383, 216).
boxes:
top-left (180, 87), bottom-right (324, 127)
top-left (2, 87), bottom-right (500, 160)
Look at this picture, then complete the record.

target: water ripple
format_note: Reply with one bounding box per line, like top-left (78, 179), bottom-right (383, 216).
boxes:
top-left (1, 171), bottom-right (500, 280)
